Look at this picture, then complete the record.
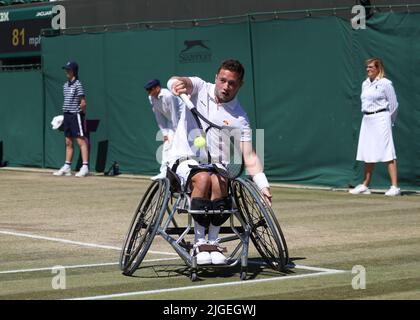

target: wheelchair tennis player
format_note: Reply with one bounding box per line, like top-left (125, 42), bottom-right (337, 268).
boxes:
top-left (167, 59), bottom-right (272, 266)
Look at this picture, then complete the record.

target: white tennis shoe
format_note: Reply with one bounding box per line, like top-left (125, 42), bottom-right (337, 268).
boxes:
top-left (53, 166), bottom-right (71, 176)
top-left (385, 186), bottom-right (401, 196)
top-left (75, 166), bottom-right (89, 177)
top-left (349, 184), bottom-right (371, 195)
top-left (209, 240), bottom-right (227, 265)
top-left (193, 240), bottom-right (212, 265)
top-left (150, 172), bottom-right (166, 181)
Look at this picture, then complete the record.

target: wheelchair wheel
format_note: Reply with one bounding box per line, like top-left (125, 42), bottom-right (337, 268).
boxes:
top-left (233, 178), bottom-right (289, 272)
top-left (120, 178), bottom-right (170, 276)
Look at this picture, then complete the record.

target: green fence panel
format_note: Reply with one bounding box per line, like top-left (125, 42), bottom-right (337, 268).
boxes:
top-left (0, 70), bottom-right (43, 167)
top-left (251, 17), bottom-right (358, 187)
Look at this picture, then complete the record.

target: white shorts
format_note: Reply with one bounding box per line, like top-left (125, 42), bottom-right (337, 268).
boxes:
top-left (171, 159), bottom-right (200, 190)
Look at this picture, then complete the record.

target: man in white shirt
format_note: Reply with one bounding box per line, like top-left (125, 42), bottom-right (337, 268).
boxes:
top-left (167, 59), bottom-right (272, 265)
top-left (144, 79), bottom-right (184, 180)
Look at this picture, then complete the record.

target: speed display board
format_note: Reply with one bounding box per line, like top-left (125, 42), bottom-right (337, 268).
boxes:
top-left (0, 5), bottom-right (54, 57)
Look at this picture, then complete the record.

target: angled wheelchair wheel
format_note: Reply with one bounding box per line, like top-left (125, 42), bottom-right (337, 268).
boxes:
top-left (120, 178), bottom-right (170, 276)
top-left (233, 178), bottom-right (289, 272)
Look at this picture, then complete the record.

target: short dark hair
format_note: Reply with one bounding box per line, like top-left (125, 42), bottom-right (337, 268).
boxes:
top-left (217, 59), bottom-right (245, 81)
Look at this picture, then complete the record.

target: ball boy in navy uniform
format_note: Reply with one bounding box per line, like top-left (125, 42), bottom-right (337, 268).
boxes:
top-left (53, 61), bottom-right (89, 177)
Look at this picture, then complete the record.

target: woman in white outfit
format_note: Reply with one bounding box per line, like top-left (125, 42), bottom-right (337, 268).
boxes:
top-left (350, 58), bottom-right (400, 196)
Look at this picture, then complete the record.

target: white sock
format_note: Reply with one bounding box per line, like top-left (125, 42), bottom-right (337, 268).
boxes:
top-left (194, 221), bottom-right (206, 243)
top-left (208, 223), bottom-right (220, 242)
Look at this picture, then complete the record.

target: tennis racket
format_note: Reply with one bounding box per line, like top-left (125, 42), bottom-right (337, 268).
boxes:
top-left (180, 93), bottom-right (244, 180)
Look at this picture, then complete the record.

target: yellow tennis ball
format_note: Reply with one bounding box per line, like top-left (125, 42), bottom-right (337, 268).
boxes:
top-left (194, 136), bottom-right (206, 148)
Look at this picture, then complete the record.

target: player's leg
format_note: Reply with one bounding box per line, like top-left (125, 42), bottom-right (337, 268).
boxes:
top-left (208, 174), bottom-right (230, 265)
top-left (53, 115), bottom-right (73, 176)
top-left (385, 160), bottom-right (401, 196)
top-left (74, 113), bottom-right (89, 177)
top-left (363, 162), bottom-right (375, 187)
top-left (350, 162), bottom-right (373, 194)
top-left (190, 172), bottom-right (213, 264)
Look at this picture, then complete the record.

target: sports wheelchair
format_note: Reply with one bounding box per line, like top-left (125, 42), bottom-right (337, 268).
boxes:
top-left (119, 168), bottom-right (289, 281)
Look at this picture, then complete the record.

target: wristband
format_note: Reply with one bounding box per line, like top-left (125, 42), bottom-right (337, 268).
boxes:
top-left (253, 172), bottom-right (269, 190)
top-left (167, 78), bottom-right (178, 93)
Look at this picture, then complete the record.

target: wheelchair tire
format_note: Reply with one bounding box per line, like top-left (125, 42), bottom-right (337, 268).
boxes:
top-left (120, 178), bottom-right (170, 276)
top-left (233, 178), bottom-right (289, 272)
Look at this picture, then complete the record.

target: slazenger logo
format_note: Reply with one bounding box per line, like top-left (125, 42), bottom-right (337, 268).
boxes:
top-left (0, 11), bottom-right (9, 22)
top-left (36, 10), bottom-right (53, 17)
top-left (179, 40), bottom-right (212, 64)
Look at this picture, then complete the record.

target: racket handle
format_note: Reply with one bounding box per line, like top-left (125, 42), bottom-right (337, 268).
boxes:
top-left (180, 93), bottom-right (195, 111)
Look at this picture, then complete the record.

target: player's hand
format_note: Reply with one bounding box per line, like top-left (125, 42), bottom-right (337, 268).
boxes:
top-left (171, 80), bottom-right (188, 96)
top-left (261, 187), bottom-right (272, 206)
top-left (163, 135), bottom-right (169, 143)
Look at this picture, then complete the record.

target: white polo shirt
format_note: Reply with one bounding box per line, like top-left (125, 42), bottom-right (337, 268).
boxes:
top-left (361, 77), bottom-right (398, 123)
top-left (168, 77), bottom-right (252, 164)
top-left (149, 88), bottom-right (184, 136)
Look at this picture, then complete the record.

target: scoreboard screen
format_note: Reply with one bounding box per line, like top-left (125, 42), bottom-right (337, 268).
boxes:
top-left (0, 6), bottom-right (53, 58)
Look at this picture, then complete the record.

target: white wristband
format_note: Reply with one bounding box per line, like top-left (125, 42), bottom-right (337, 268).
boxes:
top-left (253, 172), bottom-right (269, 190)
top-left (167, 78), bottom-right (178, 93)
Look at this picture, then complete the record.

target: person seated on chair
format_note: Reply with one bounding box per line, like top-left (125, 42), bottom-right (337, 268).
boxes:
top-left (167, 59), bottom-right (272, 265)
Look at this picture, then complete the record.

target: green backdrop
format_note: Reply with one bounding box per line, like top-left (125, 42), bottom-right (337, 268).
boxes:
top-left (1, 12), bottom-right (419, 189)
top-left (0, 70), bottom-right (44, 167)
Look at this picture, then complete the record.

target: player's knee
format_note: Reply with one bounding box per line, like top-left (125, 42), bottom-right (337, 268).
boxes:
top-left (65, 139), bottom-right (73, 148)
top-left (191, 172), bottom-right (212, 190)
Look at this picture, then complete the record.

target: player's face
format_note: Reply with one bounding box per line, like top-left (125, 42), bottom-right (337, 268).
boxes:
top-left (215, 69), bottom-right (243, 103)
top-left (65, 69), bottom-right (75, 81)
top-left (366, 63), bottom-right (379, 79)
top-left (148, 85), bottom-right (160, 97)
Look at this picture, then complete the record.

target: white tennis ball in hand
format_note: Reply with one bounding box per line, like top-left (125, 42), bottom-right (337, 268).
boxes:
top-left (194, 136), bottom-right (206, 148)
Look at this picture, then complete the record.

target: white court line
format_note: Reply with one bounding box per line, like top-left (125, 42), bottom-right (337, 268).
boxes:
top-left (0, 257), bottom-right (180, 275)
top-left (0, 230), bottom-right (177, 256)
top-left (67, 269), bottom-right (348, 300)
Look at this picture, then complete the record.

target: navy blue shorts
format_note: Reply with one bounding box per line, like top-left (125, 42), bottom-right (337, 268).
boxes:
top-left (63, 112), bottom-right (86, 138)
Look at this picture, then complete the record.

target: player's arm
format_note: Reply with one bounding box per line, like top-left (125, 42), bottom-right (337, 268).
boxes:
top-left (241, 141), bottom-right (272, 205)
top-left (153, 107), bottom-right (169, 141)
top-left (80, 97), bottom-right (86, 114)
top-left (167, 77), bottom-right (193, 96)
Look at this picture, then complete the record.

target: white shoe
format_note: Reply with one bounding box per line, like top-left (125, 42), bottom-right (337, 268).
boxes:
top-left (150, 172), bottom-right (166, 181)
top-left (349, 184), bottom-right (371, 195)
top-left (210, 251), bottom-right (227, 265)
top-left (385, 186), bottom-right (401, 196)
top-left (193, 240), bottom-right (212, 265)
top-left (209, 240), bottom-right (227, 265)
top-left (53, 166), bottom-right (71, 176)
top-left (75, 166), bottom-right (89, 177)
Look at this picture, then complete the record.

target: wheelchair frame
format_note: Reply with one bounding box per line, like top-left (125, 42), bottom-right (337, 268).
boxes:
top-left (120, 175), bottom-right (289, 281)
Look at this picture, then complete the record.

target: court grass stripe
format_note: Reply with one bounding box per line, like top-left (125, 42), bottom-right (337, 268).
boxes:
top-left (0, 258), bottom-right (181, 275)
top-left (67, 269), bottom-right (348, 300)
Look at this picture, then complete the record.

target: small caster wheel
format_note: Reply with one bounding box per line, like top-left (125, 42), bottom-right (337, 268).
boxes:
top-left (190, 272), bottom-right (198, 282)
top-left (240, 271), bottom-right (247, 281)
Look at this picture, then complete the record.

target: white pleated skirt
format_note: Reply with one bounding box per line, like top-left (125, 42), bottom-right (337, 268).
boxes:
top-left (356, 111), bottom-right (396, 163)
